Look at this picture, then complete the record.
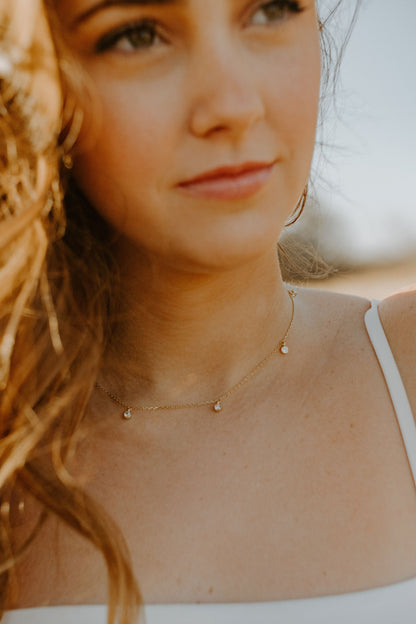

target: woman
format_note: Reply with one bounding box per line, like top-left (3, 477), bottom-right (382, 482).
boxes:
top-left (1, 1), bottom-right (416, 623)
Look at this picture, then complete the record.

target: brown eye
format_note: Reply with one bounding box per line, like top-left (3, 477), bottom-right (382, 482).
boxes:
top-left (96, 20), bottom-right (161, 53)
top-left (251, 0), bottom-right (304, 26)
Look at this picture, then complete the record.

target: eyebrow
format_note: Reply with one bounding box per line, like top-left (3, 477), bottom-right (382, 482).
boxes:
top-left (73, 0), bottom-right (184, 26)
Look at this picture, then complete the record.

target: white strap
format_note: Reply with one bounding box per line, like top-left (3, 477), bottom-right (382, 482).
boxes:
top-left (365, 300), bottom-right (416, 488)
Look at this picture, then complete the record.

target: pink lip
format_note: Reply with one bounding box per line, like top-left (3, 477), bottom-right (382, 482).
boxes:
top-left (178, 161), bottom-right (275, 200)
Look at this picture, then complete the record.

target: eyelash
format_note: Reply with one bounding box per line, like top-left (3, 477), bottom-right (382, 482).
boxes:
top-left (95, 0), bottom-right (305, 54)
top-left (252, 0), bottom-right (305, 24)
top-left (96, 19), bottom-right (162, 53)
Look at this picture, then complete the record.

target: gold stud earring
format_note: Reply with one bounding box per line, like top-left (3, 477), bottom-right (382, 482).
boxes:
top-left (62, 153), bottom-right (74, 170)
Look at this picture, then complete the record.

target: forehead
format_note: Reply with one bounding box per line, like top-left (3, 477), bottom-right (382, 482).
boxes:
top-left (53, 0), bottom-right (318, 35)
top-left (55, 0), bottom-right (317, 23)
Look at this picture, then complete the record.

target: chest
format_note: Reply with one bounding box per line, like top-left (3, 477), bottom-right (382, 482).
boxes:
top-left (15, 351), bottom-right (416, 607)
top-left (71, 384), bottom-right (416, 602)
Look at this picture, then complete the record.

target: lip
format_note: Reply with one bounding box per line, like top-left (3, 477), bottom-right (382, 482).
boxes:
top-left (177, 161), bottom-right (276, 201)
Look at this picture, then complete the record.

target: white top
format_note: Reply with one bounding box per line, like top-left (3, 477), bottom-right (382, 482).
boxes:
top-left (4, 301), bottom-right (416, 623)
top-left (4, 578), bottom-right (416, 624)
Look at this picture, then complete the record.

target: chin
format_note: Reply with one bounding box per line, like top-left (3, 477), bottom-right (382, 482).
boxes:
top-left (164, 229), bottom-right (282, 275)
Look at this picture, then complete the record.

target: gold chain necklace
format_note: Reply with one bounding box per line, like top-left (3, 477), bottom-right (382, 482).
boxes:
top-left (96, 288), bottom-right (297, 420)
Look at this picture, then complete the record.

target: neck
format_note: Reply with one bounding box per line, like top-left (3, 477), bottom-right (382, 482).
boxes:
top-left (100, 244), bottom-right (293, 406)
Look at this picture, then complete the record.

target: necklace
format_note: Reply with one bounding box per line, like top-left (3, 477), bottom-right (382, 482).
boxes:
top-left (96, 288), bottom-right (297, 419)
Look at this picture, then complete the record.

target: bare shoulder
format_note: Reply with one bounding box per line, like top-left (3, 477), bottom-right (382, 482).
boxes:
top-left (379, 288), bottom-right (416, 412)
top-left (293, 285), bottom-right (373, 375)
top-left (297, 285), bottom-right (371, 334)
top-left (298, 284), bottom-right (370, 310)
top-left (379, 287), bottom-right (416, 346)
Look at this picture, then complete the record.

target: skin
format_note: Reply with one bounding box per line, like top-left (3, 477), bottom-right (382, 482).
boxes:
top-left (380, 290), bottom-right (416, 418)
top-left (11, 0), bottom-right (416, 608)
top-left (56, 0), bottom-right (321, 402)
top-left (60, 0), bottom-right (320, 275)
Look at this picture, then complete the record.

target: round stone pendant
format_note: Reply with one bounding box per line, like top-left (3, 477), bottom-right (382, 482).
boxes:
top-left (123, 408), bottom-right (133, 420)
top-left (213, 401), bottom-right (222, 412)
top-left (280, 344), bottom-right (289, 355)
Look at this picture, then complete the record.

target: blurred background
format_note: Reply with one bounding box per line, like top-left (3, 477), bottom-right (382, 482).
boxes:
top-left (286, 0), bottom-right (416, 298)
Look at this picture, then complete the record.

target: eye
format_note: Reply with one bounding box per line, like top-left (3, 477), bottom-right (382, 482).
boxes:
top-left (96, 19), bottom-right (163, 54)
top-left (251, 0), bottom-right (304, 26)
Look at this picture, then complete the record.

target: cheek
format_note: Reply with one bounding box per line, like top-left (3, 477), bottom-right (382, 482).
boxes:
top-left (73, 80), bottom-right (175, 228)
top-left (268, 33), bottom-right (321, 185)
top-left (82, 82), bottom-right (168, 175)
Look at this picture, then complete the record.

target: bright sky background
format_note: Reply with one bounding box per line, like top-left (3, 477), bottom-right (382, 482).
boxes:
top-left (317, 0), bottom-right (416, 264)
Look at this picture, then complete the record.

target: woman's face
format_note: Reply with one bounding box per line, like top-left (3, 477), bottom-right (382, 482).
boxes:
top-left (55, 0), bottom-right (321, 273)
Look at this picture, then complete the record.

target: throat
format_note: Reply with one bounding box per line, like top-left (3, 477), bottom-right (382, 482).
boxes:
top-left (98, 297), bottom-right (296, 418)
top-left (99, 251), bottom-right (293, 414)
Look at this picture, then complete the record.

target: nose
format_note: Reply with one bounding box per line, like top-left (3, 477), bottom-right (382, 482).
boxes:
top-left (187, 42), bottom-right (265, 140)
